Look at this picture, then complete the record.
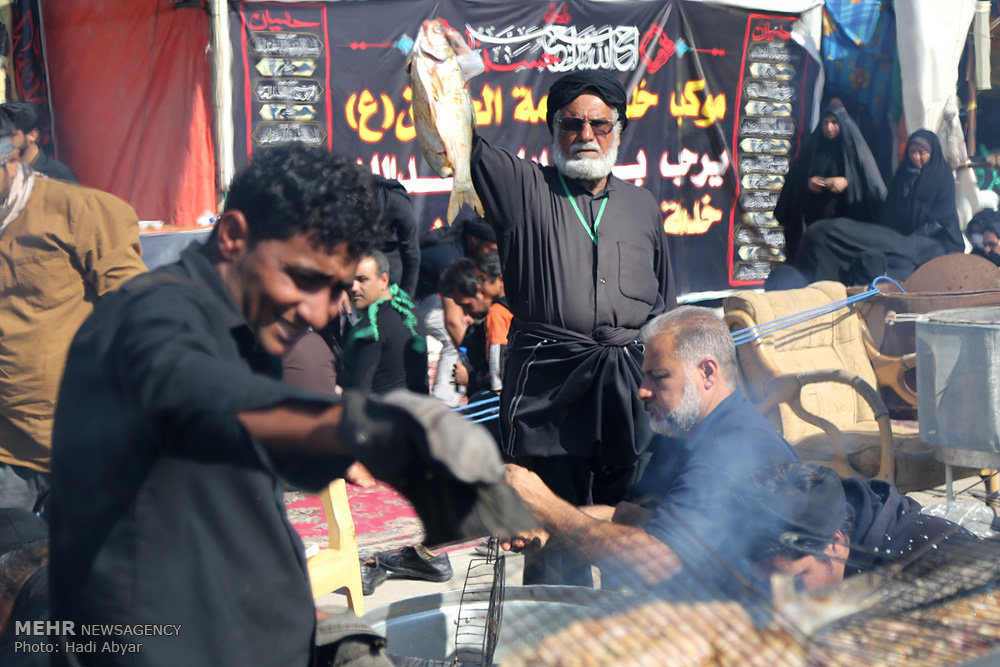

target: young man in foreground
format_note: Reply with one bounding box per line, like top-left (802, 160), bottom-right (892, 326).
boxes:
top-left (49, 147), bottom-right (528, 666)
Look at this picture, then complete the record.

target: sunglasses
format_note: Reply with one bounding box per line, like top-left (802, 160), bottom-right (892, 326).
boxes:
top-left (555, 117), bottom-right (615, 136)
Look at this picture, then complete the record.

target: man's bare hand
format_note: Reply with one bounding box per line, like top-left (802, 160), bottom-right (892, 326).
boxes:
top-left (807, 176), bottom-right (827, 193)
top-left (500, 526), bottom-right (551, 554)
top-left (453, 363), bottom-right (470, 387)
top-left (504, 464), bottom-right (558, 521)
top-left (442, 24), bottom-right (484, 82)
top-left (443, 26), bottom-right (472, 57)
top-left (825, 176), bottom-right (848, 194)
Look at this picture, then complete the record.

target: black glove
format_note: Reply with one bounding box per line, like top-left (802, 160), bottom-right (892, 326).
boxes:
top-left (338, 389), bottom-right (535, 545)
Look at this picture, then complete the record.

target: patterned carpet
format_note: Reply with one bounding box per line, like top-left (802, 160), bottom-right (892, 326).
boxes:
top-left (285, 481), bottom-right (425, 558)
top-left (284, 339), bottom-right (477, 558)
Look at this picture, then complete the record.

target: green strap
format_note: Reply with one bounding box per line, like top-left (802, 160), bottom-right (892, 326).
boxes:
top-left (347, 285), bottom-right (424, 347)
top-left (347, 295), bottom-right (389, 343)
top-left (558, 171), bottom-right (607, 245)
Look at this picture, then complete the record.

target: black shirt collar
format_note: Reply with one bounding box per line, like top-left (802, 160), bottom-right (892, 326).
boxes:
top-left (176, 242), bottom-right (247, 332)
top-left (682, 387), bottom-right (744, 451)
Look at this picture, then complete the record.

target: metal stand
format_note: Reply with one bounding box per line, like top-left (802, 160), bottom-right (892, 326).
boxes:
top-left (454, 538), bottom-right (505, 666)
top-left (937, 448), bottom-right (1000, 503)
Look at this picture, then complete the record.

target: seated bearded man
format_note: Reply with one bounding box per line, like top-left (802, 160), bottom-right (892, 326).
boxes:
top-left (503, 307), bottom-right (801, 596)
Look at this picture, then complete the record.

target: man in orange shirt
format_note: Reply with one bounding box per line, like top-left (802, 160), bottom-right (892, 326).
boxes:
top-left (440, 253), bottom-right (511, 396)
top-left (477, 251), bottom-right (512, 393)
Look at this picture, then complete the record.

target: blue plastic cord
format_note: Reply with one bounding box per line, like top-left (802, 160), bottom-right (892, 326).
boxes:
top-left (731, 293), bottom-right (867, 344)
top-left (870, 275), bottom-right (906, 292)
top-left (731, 286), bottom-right (882, 347)
top-left (731, 292), bottom-right (874, 345)
top-left (452, 395), bottom-right (500, 422)
top-left (461, 406), bottom-right (501, 421)
top-left (453, 395), bottom-right (500, 412)
top-left (731, 276), bottom-right (904, 346)
top-left (471, 414), bottom-right (499, 424)
top-left (455, 279), bottom-right (905, 412)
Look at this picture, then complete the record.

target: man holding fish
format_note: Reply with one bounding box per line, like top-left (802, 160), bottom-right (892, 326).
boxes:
top-left (409, 20), bottom-right (676, 586)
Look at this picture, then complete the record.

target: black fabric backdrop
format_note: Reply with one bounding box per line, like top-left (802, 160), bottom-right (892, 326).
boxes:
top-left (10, 0), bottom-right (55, 148)
top-left (231, 0), bottom-right (819, 295)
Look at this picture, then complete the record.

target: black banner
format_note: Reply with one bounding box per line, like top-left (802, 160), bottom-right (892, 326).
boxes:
top-left (10, 0), bottom-right (55, 149)
top-left (232, 0), bottom-right (819, 295)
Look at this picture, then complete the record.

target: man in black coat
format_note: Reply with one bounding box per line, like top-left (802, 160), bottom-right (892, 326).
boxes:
top-left (48, 147), bottom-right (527, 666)
top-left (340, 249), bottom-right (428, 395)
top-left (467, 69), bottom-right (676, 586)
top-left (743, 463), bottom-right (975, 591)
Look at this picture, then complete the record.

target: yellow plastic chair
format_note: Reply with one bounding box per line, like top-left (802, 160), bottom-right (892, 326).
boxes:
top-left (307, 478), bottom-right (364, 614)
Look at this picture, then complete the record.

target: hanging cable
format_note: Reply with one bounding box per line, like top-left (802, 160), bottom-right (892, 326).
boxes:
top-left (731, 276), bottom-right (904, 347)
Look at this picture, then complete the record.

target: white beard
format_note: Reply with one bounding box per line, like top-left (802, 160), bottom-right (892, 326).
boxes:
top-left (647, 374), bottom-right (701, 437)
top-left (552, 131), bottom-right (620, 182)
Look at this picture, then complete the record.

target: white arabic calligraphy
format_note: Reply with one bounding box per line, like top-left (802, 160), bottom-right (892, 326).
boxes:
top-left (688, 151), bottom-right (729, 188)
top-left (659, 149), bottom-right (699, 185)
top-left (366, 150), bottom-right (650, 194)
top-left (367, 155), bottom-right (452, 195)
top-left (658, 150), bottom-right (728, 188)
top-left (611, 149), bottom-right (647, 186)
top-left (468, 23), bottom-right (640, 72)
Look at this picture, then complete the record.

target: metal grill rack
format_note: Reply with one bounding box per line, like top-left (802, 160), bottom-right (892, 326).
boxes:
top-left (806, 527), bottom-right (1000, 665)
top-left (453, 537), bottom-right (506, 665)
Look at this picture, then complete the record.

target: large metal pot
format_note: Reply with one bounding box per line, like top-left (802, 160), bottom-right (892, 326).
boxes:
top-left (361, 585), bottom-right (625, 665)
top-left (916, 306), bottom-right (1000, 468)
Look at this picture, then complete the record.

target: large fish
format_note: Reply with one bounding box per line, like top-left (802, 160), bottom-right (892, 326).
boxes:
top-left (407, 19), bottom-right (484, 225)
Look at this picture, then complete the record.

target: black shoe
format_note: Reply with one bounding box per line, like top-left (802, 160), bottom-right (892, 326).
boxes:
top-left (360, 557), bottom-right (388, 595)
top-left (379, 545), bottom-right (453, 582)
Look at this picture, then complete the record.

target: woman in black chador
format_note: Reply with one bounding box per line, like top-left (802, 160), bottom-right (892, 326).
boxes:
top-left (774, 102), bottom-right (886, 259)
top-left (794, 129), bottom-right (963, 286)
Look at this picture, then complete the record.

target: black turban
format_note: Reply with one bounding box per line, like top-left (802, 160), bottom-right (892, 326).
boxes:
top-left (545, 71), bottom-right (628, 134)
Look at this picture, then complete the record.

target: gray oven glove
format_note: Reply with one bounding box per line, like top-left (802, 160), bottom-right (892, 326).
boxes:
top-left (338, 389), bottom-right (535, 545)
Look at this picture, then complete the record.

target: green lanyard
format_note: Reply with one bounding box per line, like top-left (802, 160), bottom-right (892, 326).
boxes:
top-left (558, 171), bottom-right (607, 245)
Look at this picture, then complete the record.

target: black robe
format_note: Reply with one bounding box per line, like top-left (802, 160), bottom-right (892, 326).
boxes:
top-left (374, 175), bottom-right (420, 297)
top-left (841, 476), bottom-right (989, 615)
top-left (775, 104), bottom-right (886, 258)
top-left (795, 130), bottom-right (963, 286)
top-left (882, 129), bottom-right (963, 249)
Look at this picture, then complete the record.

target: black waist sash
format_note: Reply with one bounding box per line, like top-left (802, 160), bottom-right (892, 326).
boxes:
top-left (500, 318), bottom-right (653, 463)
top-left (512, 317), bottom-right (641, 347)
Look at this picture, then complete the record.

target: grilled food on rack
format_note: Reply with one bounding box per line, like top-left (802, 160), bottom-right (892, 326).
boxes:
top-left (504, 599), bottom-right (808, 667)
top-left (505, 581), bottom-right (1000, 666)
top-left (814, 587), bottom-right (1000, 666)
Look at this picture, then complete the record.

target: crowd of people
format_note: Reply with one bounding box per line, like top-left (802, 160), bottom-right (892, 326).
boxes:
top-left (0, 53), bottom-right (993, 667)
